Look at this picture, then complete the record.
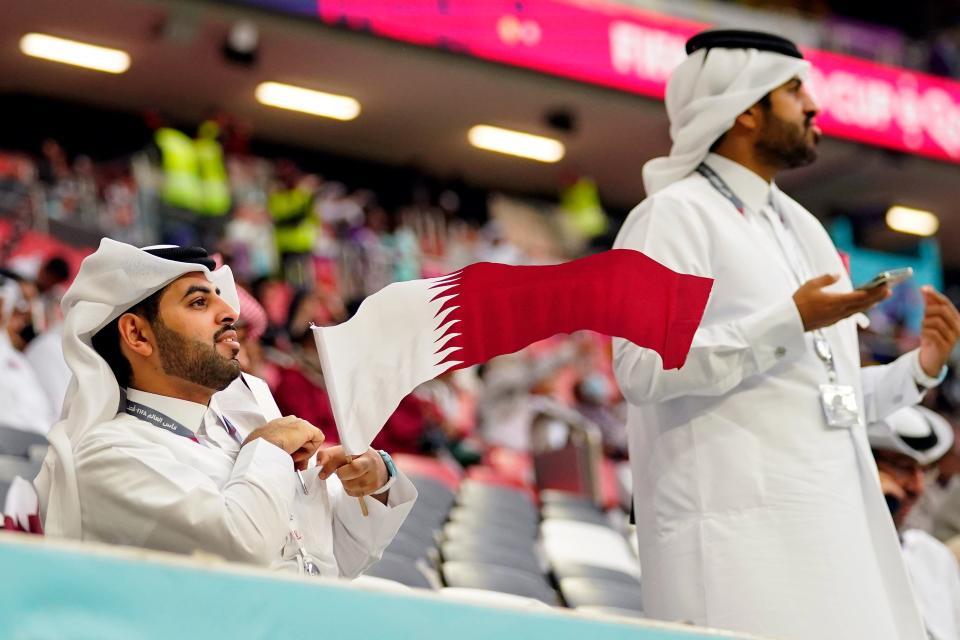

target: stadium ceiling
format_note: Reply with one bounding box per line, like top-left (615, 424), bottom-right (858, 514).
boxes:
top-left (1, 0), bottom-right (959, 265)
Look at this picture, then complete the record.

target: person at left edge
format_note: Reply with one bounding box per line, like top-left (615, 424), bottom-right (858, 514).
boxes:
top-left (35, 240), bottom-right (417, 576)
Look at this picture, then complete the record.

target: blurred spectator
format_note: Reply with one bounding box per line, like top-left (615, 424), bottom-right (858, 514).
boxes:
top-left (234, 284), bottom-right (277, 388)
top-left (869, 407), bottom-right (960, 640)
top-left (269, 161), bottom-right (319, 288)
top-left (478, 345), bottom-right (575, 451)
top-left (25, 322), bottom-right (69, 420)
top-left (223, 200), bottom-right (278, 283)
top-left (272, 316), bottom-right (339, 444)
top-left (573, 373), bottom-right (627, 459)
top-left (389, 210), bottom-right (421, 282)
top-left (37, 139), bottom-right (70, 189)
top-left (352, 203), bottom-right (395, 297)
top-left (150, 118), bottom-right (231, 248)
top-left (0, 274), bottom-right (55, 434)
top-left (414, 370), bottom-right (483, 465)
top-left (35, 255), bottom-right (70, 327)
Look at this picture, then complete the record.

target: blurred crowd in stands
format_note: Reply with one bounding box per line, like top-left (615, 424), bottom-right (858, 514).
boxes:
top-left (0, 119), bottom-right (626, 498)
top-left (2, 118), bottom-right (960, 559)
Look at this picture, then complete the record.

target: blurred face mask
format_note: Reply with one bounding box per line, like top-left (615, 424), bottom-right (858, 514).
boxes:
top-left (0, 279), bottom-right (34, 340)
top-left (579, 373), bottom-right (611, 405)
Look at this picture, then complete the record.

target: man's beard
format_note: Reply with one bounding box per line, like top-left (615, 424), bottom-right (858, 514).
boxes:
top-left (754, 110), bottom-right (818, 169)
top-left (153, 317), bottom-right (240, 391)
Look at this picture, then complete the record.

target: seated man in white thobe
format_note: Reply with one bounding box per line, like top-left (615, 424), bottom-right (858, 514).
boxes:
top-left (35, 240), bottom-right (416, 577)
top-left (869, 406), bottom-right (960, 640)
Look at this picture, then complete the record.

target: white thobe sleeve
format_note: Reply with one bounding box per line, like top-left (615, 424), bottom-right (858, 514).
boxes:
top-left (860, 349), bottom-right (928, 423)
top-left (613, 195), bottom-right (807, 404)
top-left (77, 435), bottom-right (298, 565)
top-left (325, 470), bottom-right (417, 578)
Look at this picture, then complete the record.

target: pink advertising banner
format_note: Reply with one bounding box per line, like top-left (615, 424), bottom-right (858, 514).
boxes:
top-left (302, 0), bottom-right (960, 163)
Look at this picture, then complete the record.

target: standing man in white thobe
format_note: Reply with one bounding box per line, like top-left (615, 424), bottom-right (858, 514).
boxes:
top-left (35, 241), bottom-right (416, 576)
top-left (613, 29), bottom-right (960, 639)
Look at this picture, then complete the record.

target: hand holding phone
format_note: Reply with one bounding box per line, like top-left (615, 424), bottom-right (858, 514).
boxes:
top-left (856, 267), bottom-right (913, 291)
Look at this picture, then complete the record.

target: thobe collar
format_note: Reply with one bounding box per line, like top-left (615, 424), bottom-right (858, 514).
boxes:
top-left (702, 153), bottom-right (773, 214)
top-left (125, 387), bottom-right (207, 435)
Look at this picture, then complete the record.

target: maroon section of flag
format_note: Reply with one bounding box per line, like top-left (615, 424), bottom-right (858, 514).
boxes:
top-left (430, 249), bottom-right (713, 371)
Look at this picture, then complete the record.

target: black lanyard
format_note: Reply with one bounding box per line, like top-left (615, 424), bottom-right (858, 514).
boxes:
top-left (698, 161), bottom-right (840, 381)
top-left (124, 399), bottom-right (200, 444)
top-left (696, 162), bottom-right (744, 215)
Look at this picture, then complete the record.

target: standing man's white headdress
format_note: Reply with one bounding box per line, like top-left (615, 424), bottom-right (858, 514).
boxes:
top-left (642, 30), bottom-right (811, 195)
top-left (35, 239), bottom-right (239, 538)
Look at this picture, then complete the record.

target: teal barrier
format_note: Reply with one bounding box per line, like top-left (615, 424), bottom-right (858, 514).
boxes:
top-left (0, 535), bottom-right (760, 640)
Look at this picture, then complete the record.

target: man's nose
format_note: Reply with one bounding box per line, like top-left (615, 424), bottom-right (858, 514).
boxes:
top-left (213, 297), bottom-right (237, 325)
top-left (801, 87), bottom-right (819, 117)
top-left (907, 468), bottom-right (926, 496)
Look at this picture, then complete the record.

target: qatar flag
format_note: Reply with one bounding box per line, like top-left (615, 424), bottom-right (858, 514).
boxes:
top-left (313, 249), bottom-right (713, 456)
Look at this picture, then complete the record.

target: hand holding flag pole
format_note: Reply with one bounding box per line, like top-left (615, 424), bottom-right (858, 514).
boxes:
top-left (313, 249), bottom-right (713, 515)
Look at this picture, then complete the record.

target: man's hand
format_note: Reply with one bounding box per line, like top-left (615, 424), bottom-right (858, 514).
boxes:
top-left (918, 286), bottom-right (960, 378)
top-left (877, 468), bottom-right (905, 503)
top-left (793, 273), bottom-right (890, 332)
top-left (242, 416), bottom-right (325, 470)
top-left (316, 447), bottom-right (390, 504)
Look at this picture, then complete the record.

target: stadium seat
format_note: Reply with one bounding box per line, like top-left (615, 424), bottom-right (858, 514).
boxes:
top-left (408, 475), bottom-right (457, 513)
top-left (540, 520), bottom-right (640, 578)
top-left (0, 457), bottom-right (41, 483)
top-left (464, 465), bottom-right (530, 491)
top-left (394, 454), bottom-right (462, 492)
top-left (540, 489), bottom-right (598, 509)
top-left (550, 561), bottom-right (641, 587)
top-left (558, 577), bottom-right (644, 613)
top-left (438, 587), bottom-right (552, 610)
top-left (440, 539), bottom-right (544, 576)
top-left (541, 502), bottom-right (609, 526)
top-left (441, 561), bottom-right (557, 605)
top-left (442, 521), bottom-right (538, 552)
top-left (365, 554), bottom-right (439, 590)
top-left (0, 427), bottom-right (47, 460)
top-left (408, 496), bottom-right (453, 529)
top-left (598, 458), bottom-right (622, 510)
top-left (614, 461), bottom-right (632, 512)
top-left (384, 530), bottom-right (436, 563)
top-left (452, 495), bottom-right (540, 525)
top-left (457, 480), bottom-right (537, 515)
top-left (447, 505), bottom-right (539, 538)
top-left (481, 447), bottom-right (534, 488)
top-left (397, 513), bottom-right (442, 545)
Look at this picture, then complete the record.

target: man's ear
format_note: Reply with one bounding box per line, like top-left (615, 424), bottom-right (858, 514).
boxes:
top-left (117, 313), bottom-right (154, 358)
top-left (734, 103), bottom-right (765, 133)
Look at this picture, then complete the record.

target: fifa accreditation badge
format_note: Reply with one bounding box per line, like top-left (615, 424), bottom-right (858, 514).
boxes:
top-left (819, 384), bottom-right (859, 428)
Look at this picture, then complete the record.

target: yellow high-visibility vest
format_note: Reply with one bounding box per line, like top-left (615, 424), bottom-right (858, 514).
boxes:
top-left (195, 121), bottom-right (231, 216)
top-left (269, 187), bottom-right (316, 254)
top-left (155, 123), bottom-right (231, 216)
top-left (154, 128), bottom-right (202, 211)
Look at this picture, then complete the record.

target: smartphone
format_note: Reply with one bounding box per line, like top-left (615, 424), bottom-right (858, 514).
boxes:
top-left (856, 267), bottom-right (914, 291)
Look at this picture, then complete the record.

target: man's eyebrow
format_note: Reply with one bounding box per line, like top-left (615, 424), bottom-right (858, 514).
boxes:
top-left (181, 284), bottom-right (212, 299)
